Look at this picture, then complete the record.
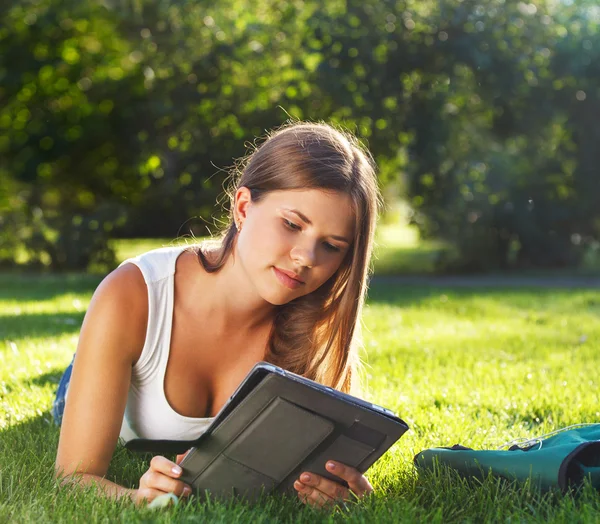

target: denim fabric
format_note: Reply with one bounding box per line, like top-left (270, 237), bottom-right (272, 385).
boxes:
top-left (52, 354), bottom-right (75, 426)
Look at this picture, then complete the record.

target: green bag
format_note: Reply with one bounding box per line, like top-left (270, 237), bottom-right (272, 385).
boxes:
top-left (414, 424), bottom-right (600, 492)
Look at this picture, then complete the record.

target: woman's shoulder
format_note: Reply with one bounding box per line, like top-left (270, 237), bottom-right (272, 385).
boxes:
top-left (63, 262), bottom-right (150, 371)
top-left (90, 263), bottom-right (149, 337)
top-left (102, 261), bottom-right (148, 297)
top-left (88, 245), bottom-right (202, 349)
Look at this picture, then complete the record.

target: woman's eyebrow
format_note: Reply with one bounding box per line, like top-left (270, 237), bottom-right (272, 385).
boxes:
top-left (288, 209), bottom-right (350, 244)
top-left (289, 209), bottom-right (312, 225)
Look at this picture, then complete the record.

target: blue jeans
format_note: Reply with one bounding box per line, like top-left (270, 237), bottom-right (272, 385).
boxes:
top-left (52, 354), bottom-right (75, 426)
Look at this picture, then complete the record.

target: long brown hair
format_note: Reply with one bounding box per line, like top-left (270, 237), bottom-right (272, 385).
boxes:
top-left (197, 122), bottom-right (380, 393)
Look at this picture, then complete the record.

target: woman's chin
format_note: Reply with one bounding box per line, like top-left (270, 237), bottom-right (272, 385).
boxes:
top-left (262, 293), bottom-right (298, 307)
top-left (259, 286), bottom-right (304, 306)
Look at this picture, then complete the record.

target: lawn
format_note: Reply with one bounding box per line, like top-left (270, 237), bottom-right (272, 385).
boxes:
top-left (1, 229), bottom-right (600, 522)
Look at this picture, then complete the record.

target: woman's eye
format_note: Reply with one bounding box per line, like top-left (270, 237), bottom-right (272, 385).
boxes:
top-left (323, 242), bottom-right (341, 253)
top-left (283, 219), bottom-right (301, 231)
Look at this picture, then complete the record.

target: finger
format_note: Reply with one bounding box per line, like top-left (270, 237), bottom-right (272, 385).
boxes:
top-left (298, 472), bottom-right (350, 501)
top-left (325, 461), bottom-right (373, 497)
top-left (293, 480), bottom-right (334, 508)
top-left (150, 455), bottom-right (184, 478)
top-left (141, 469), bottom-right (192, 498)
top-left (293, 480), bottom-right (309, 505)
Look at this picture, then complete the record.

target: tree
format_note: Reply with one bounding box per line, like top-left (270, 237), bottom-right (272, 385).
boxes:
top-left (1, 0), bottom-right (598, 271)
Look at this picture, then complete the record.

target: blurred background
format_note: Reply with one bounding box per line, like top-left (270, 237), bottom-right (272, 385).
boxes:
top-left (0, 0), bottom-right (599, 274)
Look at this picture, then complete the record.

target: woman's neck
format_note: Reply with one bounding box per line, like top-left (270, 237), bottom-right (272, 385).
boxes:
top-left (191, 247), bottom-right (276, 333)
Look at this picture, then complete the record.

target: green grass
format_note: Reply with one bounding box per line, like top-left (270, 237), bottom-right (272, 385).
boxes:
top-left (1, 268), bottom-right (600, 522)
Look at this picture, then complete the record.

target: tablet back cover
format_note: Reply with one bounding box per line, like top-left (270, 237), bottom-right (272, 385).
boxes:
top-left (179, 372), bottom-right (408, 500)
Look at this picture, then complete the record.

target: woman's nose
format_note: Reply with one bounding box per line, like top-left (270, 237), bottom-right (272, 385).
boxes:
top-left (290, 243), bottom-right (316, 269)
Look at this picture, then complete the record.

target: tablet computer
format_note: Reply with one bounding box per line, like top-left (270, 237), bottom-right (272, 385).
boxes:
top-left (126, 362), bottom-right (408, 500)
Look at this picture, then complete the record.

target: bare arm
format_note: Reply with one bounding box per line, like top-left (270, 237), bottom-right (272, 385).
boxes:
top-left (55, 264), bottom-right (191, 503)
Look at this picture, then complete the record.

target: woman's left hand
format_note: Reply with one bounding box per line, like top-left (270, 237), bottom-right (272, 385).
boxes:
top-left (293, 460), bottom-right (373, 508)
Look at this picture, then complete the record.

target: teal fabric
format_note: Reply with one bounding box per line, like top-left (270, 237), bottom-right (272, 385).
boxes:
top-left (414, 425), bottom-right (600, 492)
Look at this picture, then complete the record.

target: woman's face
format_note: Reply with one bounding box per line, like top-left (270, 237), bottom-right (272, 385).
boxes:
top-left (233, 188), bottom-right (355, 306)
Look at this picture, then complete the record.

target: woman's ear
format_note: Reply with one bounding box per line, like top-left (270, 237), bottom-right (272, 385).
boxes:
top-left (233, 187), bottom-right (252, 225)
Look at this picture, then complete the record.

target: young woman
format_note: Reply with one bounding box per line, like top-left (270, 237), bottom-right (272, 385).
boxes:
top-left (53, 121), bottom-right (381, 508)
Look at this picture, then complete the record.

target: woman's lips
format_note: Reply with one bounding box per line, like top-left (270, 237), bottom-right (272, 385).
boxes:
top-left (273, 267), bottom-right (304, 289)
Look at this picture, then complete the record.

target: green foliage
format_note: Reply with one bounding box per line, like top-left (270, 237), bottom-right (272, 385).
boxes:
top-left (0, 0), bottom-right (340, 268)
top-left (0, 0), bottom-right (599, 270)
top-left (394, 0), bottom-right (600, 270)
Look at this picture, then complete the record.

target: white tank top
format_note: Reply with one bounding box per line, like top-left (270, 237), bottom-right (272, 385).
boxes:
top-left (117, 245), bottom-right (215, 443)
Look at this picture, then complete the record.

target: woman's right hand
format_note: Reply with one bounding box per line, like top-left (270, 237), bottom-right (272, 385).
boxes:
top-left (132, 456), bottom-right (193, 505)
